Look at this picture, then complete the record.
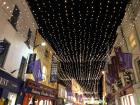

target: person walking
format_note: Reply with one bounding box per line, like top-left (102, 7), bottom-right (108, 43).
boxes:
top-left (0, 96), bottom-right (4, 105)
top-left (4, 98), bottom-right (9, 105)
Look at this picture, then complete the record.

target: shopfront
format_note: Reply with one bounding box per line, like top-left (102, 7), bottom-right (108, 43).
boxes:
top-left (23, 79), bottom-right (57, 105)
top-left (121, 94), bottom-right (135, 105)
top-left (57, 84), bottom-right (68, 105)
top-left (0, 68), bottom-right (24, 105)
top-left (120, 84), bottom-right (135, 105)
top-left (66, 89), bottom-right (75, 105)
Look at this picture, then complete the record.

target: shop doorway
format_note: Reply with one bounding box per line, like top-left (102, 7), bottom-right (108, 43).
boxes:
top-left (39, 100), bottom-right (43, 105)
top-left (7, 92), bottom-right (17, 105)
top-left (121, 94), bottom-right (135, 105)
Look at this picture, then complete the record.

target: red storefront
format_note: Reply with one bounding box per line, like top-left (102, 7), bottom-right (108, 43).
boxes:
top-left (23, 79), bottom-right (57, 105)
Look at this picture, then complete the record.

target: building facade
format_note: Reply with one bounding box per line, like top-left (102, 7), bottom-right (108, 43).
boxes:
top-left (23, 31), bottom-right (59, 105)
top-left (32, 31), bottom-right (58, 89)
top-left (0, 0), bottom-right (38, 77)
top-left (106, 0), bottom-right (140, 105)
top-left (0, 0), bottom-right (38, 104)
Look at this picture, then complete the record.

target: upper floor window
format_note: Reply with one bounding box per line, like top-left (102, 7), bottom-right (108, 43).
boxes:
top-left (9, 5), bottom-right (20, 30)
top-left (0, 39), bottom-right (10, 67)
top-left (25, 28), bottom-right (32, 48)
top-left (18, 57), bottom-right (27, 80)
top-left (136, 59), bottom-right (140, 81)
top-left (128, 33), bottom-right (137, 49)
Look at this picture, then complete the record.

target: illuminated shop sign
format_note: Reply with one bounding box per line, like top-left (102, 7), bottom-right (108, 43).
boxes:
top-left (25, 79), bottom-right (57, 98)
top-left (0, 76), bottom-right (19, 91)
top-left (0, 77), bottom-right (9, 86)
top-left (26, 53), bottom-right (36, 73)
top-left (30, 88), bottom-right (56, 97)
top-left (0, 69), bottom-right (23, 92)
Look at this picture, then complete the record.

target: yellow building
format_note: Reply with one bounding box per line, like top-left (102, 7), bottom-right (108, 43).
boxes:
top-left (26, 31), bottom-right (58, 89)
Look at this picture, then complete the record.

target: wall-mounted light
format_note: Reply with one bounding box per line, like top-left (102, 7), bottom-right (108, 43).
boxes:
top-left (41, 42), bottom-right (46, 46)
top-left (34, 42), bottom-right (46, 50)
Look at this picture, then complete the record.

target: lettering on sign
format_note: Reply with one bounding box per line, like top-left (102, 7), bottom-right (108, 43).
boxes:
top-left (41, 91), bottom-right (48, 96)
top-left (49, 94), bottom-right (55, 97)
top-left (0, 77), bottom-right (9, 86)
top-left (31, 89), bottom-right (40, 95)
top-left (12, 84), bottom-right (18, 88)
top-left (28, 81), bottom-right (57, 97)
top-left (31, 89), bottom-right (55, 97)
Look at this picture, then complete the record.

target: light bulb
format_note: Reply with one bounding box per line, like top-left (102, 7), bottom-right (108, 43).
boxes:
top-left (41, 42), bottom-right (46, 46)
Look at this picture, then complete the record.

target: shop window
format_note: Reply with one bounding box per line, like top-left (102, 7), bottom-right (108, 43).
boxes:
top-left (0, 39), bottom-right (10, 67)
top-left (25, 28), bottom-right (32, 48)
top-left (8, 92), bottom-right (17, 105)
top-left (128, 33), bottom-right (137, 49)
top-left (128, 95), bottom-right (135, 105)
top-left (9, 5), bottom-right (20, 30)
top-left (121, 96), bottom-right (128, 105)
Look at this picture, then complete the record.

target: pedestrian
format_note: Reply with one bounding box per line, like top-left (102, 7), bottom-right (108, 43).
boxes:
top-left (4, 98), bottom-right (9, 105)
top-left (0, 96), bottom-right (4, 105)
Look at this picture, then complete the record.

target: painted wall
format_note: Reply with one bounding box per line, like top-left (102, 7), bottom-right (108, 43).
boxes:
top-left (0, 0), bottom-right (37, 78)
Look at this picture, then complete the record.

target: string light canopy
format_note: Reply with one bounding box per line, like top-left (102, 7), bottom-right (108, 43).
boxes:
top-left (27, 0), bottom-right (128, 97)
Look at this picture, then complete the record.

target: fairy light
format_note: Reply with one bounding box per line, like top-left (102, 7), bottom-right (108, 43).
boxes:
top-left (26, 0), bottom-right (128, 97)
top-left (104, 1), bottom-right (140, 96)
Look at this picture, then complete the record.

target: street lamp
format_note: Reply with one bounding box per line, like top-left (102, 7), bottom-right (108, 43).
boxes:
top-left (34, 42), bottom-right (46, 50)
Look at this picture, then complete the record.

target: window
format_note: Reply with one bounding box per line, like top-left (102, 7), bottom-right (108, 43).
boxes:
top-left (136, 59), bottom-right (140, 81)
top-left (18, 57), bottom-right (27, 80)
top-left (26, 53), bottom-right (36, 73)
top-left (25, 28), bottom-right (32, 48)
top-left (9, 5), bottom-right (20, 30)
top-left (0, 39), bottom-right (10, 67)
top-left (128, 33), bottom-right (137, 49)
top-left (134, 58), bottom-right (140, 82)
top-left (121, 96), bottom-right (128, 105)
top-left (42, 66), bottom-right (47, 81)
top-left (128, 95), bottom-right (135, 105)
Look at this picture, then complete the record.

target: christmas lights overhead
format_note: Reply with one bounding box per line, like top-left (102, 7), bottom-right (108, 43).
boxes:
top-left (27, 0), bottom-right (128, 97)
